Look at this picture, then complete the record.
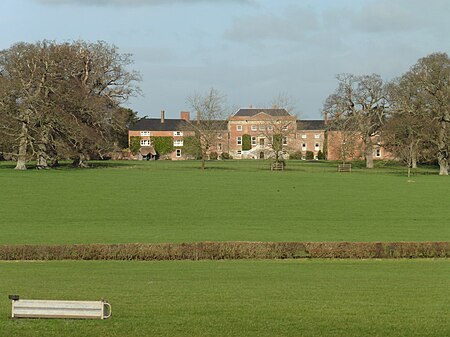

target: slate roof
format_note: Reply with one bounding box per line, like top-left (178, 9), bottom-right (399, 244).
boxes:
top-left (129, 118), bottom-right (188, 131)
top-left (297, 120), bottom-right (326, 130)
top-left (234, 108), bottom-right (290, 117)
top-left (130, 118), bottom-right (228, 131)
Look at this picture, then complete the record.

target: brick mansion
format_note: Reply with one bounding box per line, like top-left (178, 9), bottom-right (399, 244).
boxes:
top-left (128, 108), bottom-right (388, 161)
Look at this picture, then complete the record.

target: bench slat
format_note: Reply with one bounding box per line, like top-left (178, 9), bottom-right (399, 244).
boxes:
top-left (11, 299), bottom-right (111, 319)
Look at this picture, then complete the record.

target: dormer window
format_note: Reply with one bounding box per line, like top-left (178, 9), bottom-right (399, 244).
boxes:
top-left (140, 131), bottom-right (150, 136)
top-left (173, 131), bottom-right (183, 136)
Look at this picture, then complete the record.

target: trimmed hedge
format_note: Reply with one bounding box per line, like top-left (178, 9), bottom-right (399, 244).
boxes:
top-left (0, 242), bottom-right (448, 261)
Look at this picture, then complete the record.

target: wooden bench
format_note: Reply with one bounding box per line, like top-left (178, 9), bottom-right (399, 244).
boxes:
top-left (9, 295), bottom-right (112, 319)
top-left (337, 164), bottom-right (352, 172)
top-left (271, 162), bottom-right (284, 171)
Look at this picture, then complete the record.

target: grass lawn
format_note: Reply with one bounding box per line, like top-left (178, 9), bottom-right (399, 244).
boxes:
top-left (0, 259), bottom-right (449, 337)
top-left (0, 160), bottom-right (449, 244)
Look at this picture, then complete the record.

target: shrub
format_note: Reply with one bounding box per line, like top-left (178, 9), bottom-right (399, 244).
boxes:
top-left (209, 152), bottom-right (218, 160)
top-left (305, 151), bottom-right (314, 160)
top-left (317, 150), bottom-right (325, 160)
top-left (220, 152), bottom-right (230, 160)
top-left (0, 242), bottom-right (448, 261)
top-left (242, 134), bottom-right (251, 151)
top-left (289, 151), bottom-right (303, 160)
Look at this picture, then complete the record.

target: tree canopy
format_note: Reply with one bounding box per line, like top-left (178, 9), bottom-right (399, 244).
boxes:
top-left (0, 40), bottom-right (140, 169)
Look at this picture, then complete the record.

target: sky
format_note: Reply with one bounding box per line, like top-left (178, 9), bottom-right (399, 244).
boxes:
top-left (1, 0), bottom-right (449, 119)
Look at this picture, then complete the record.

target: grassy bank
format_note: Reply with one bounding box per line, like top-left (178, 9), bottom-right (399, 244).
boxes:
top-left (1, 259), bottom-right (449, 337)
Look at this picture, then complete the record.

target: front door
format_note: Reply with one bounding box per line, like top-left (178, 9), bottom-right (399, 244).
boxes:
top-left (259, 151), bottom-right (265, 159)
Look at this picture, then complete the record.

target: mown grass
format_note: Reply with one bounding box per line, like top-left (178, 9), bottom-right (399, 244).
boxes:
top-left (0, 160), bottom-right (449, 244)
top-left (0, 259), bottom-right (449, 337)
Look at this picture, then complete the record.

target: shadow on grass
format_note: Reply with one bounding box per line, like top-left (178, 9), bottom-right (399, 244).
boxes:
top-left (0, 158), bottom-right (443, 176)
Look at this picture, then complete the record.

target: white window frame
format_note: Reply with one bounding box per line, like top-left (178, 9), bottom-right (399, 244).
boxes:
top-left (267, 125), bottom-right (273, 131)
top-left (314, 134), bottom-right (320, 139)
top-left (301, 134), bottom-right (307, 139)
top-left (251, 125), bottom-right (257, 131)
top-left (236, 125), bottom-right (242, 131)
top-left (315, 143), bottom-right (320, 150)
top-left (237, 136), bottom-right (242, 145)
top-left (237, 150), bottom-right (242, 155)
top-left (375, 148), bottom-right (381, 157)
top-left (251, 136), bottom-right (257, 146)
top-left (302, 143), bottom-right (307, 150)
top-left (173, 131), bottom-right (183, 136)
top-left (140, 139), bottom-right (150, 146)
top-left (259, 125), bottom-right (265, 131)
top-left (174, 140), bottom-right (183, 147)
top-left (282, 137), bottom-right (288, 145)
top-left (176, 149), bottom-right (181, 157)
top-left (140, 131), bottom-right (150, 137)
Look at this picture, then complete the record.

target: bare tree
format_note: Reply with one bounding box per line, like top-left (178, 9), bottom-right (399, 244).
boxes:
top-left (324, 111), bottom-right (360, 164)
top-left (407, 53), bottom-right (450, 175)
top-left (0, 40), bottom-right (140, 169)
top-left (258, 113), bottom-right (296, 165)
top-left (185, 88), bottom-right (228, 169)
top-left (324, 73), bottom-right (388, 168)
top-left (384, 74), bottom-right (430, 173)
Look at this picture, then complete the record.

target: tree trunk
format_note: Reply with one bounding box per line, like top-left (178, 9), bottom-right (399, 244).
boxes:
top-left (364, 135), bottom-right (374, 169)
top-left (411, 154), bottom-right (417, 169)
top-left (438, 156), bottom-right (449, 175)
top-left (14, 122), bottom-right (28, 170)
top-left (437, 120), bottom-right (448, 176)
top-left (36, 155), bottom-right (48, 169)
top-left (72, 154), bottom-right (89, 168)
top-left (36, 126), bottom-right (50, 169)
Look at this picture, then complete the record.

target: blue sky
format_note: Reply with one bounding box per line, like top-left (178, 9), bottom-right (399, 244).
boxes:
top-left (1, 0), bottom-right (449, 119)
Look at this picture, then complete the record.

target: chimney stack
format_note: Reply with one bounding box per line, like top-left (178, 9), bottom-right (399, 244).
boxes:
top-left (160, 110), bottom-right (165, 124)
top-left (324, 111), bottom-right (328, 125)
top-left (180, 111), bottom-right (190, 121)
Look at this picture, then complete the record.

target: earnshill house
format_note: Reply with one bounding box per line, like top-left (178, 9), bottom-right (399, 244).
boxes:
top-left (128, 108), bottom-right (390, 161)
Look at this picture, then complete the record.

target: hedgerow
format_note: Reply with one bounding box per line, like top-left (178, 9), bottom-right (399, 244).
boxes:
top-left (0, 242), bottom-right (448, 261)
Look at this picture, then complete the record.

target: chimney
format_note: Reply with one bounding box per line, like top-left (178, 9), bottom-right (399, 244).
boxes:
top-left (160, 110), bottom-right (165, 124)
top-left (180, 111), bottom-right (190, 121)
top-left (324, 111), bottom-right (328, 125)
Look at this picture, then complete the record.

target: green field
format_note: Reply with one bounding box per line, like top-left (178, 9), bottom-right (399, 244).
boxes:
top-left (1, 259), bottom-right (449, 337)
top-left (1, 160), bottom-right (449, 336)
top-left (0, 160), bottom-right (449, 244)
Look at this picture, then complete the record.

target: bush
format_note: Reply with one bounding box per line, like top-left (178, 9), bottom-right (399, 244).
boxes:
top-left (0, 242), bottom-right (448, 261)
top-left (209, 152), bottom-right (218, 160)
top-left (242, 134), bottom-right (251, 151)
top-left (289, 151), bottom-right (303, 160)
top-left (317, 150), bottom-right (325, 160)
top-left (220, 152), bottom-right (230, 160)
